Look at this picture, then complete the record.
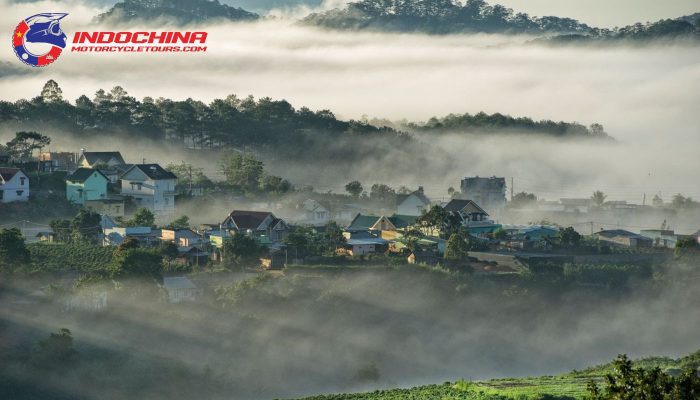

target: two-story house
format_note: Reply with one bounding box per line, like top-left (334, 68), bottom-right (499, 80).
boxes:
top-left (119, 164), bottom-right (177, 215)
top-left (0, 168), bottom-right (29, 203)
top-left (443, 198), bottom-right (501, 236)
top-left (66, 168), bottom-right (109, 204)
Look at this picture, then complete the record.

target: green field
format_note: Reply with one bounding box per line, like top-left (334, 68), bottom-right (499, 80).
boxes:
top-left (291, 350), bottom-right (700, 400)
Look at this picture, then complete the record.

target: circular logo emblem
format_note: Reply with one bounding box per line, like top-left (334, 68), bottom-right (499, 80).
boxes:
top-left (12, 13), bottom-right (68, 67)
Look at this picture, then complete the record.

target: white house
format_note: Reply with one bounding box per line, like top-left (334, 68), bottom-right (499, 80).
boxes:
top-left (396, 188), bottom-right (431, 216)
top-left (78, 151), bottom-right (126, 168)
top-left (119, 164), bottom-right (177, 215)
top-left (0, 168), bottom-right (29, 203)
top-left (300, 199), bottom-right (330, 225)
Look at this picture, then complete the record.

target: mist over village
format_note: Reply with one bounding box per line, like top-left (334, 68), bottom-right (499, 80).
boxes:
top-left (1, 1), bottom-right (700, 400)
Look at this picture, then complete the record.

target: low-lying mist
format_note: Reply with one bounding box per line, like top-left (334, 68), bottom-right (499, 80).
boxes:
top-left (1, 0), bottom-right (698, 212)
top-left (2, 266), bottom-right (700, 400)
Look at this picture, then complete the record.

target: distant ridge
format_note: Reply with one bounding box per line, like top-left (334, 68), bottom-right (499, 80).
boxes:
top-left (96, 0), bottom-right (259, 24)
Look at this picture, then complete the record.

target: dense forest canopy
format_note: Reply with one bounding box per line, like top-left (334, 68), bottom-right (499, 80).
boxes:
top-left (303, 0), bottom-right (700, 41)
top-left (302, 0), bottom-right (591, 35)
top-left (96, 0), bottom-right (259, 24)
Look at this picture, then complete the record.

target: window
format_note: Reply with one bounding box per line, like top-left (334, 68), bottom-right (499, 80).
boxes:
top-left (130, 182), bottom-right (143, 191)
top-left (164, 197), bottom-right (169, 205)
top-left (20, 177), bottom-right (25, 186)
top-left (16, 190), bottom-right (23, 196)
top-left (0, 190), bottom-right (3, 200)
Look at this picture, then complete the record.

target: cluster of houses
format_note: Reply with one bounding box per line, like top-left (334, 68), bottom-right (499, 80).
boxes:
top-left (1, 150), bottom-right (178, 217)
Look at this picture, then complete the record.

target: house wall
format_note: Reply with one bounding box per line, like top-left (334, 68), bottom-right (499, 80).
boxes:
top-left (398, 195), bottom-right (428, 216)
top-left (66, 173), bottom-right (108, 204)
top-left (0, 171), bottom-right (29, 203)
top-left (351, 244), bottom-right (375, 256)
top-left (85, 200), bottom-right (125, 217)
top-left (121, 176), bottom-right (176, 214)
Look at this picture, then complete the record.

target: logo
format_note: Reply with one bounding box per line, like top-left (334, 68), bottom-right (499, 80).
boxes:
top-left (12, 13), bottom-right (68, 67)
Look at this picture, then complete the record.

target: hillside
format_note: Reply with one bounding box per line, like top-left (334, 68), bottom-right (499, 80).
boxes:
top-left (545, 17), bottom-right (700, 44)
top-left (302, 0), bottom-right (591, 35)
top-left (95, 0), bottom-right (259, 24)
top-left (291, 349), bottom-right (700, 400)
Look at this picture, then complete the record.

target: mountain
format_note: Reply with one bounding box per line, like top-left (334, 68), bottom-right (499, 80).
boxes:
top-left (302, 0), bottom-right (591, 35)
top-left (96, 0), bottom-right (259, 24)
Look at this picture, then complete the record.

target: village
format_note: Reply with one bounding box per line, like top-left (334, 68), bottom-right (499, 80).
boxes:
top-left (1, 145), bottom-right (699, 306)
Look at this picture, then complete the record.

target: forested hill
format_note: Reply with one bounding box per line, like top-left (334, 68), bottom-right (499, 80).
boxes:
top-left (544, 16), bottom-right (700, 44)
top-left (302, 0), bottom-right (700, 43)
top-left (0, 81), bottom-right (610, 149)
top-left (302, 0), bottom-right (592, 35)
top-left (406, 112), bottom-right (609, 139)
top-left (95, 0), bottom-right (259, 24)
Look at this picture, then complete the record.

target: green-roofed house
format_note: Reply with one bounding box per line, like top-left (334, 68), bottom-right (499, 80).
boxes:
top-left (66, 168), bottom-right (109, 204)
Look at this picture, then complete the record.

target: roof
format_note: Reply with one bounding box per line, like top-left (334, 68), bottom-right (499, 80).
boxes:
top-left (347, 238), bottom-right (389, 246)
top-left (224, 210), bottom-right (274, 230)
top-left (66, 168), bottom-right (108, 183)
top-left (0, 168), bottom-right (23, 182)
top-left (163, 276), bottom-right (197, 290)
top-left (128, 164), bottom-right (178, 180)
top-left (388, 214), bottom-right (419, 228)
top-left (443, 199), bottom-right (489, 215)
top-left (81, 152), bottom-right (125, 165)
top-left (397, 191), bottom-right (430, 206)
top-left (347, 214), bottom-right (380, 231)
top-left (594, 229), bottom-right (652, 240)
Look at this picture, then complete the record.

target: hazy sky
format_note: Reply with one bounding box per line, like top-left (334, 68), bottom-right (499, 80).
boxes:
top-left (495, 0), bottom-right (700, 28)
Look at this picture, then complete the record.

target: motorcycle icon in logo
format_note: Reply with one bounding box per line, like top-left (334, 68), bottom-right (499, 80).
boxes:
top-left (12, 13), bottom-right (68, 67)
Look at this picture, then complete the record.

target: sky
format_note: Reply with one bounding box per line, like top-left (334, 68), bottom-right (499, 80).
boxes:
top-left (495, 0), bottom-right (700, 28)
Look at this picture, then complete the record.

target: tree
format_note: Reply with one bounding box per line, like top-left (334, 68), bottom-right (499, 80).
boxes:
top-left (447, 187), bottom-right (456, 198)
top-left (444, 233), bottom-right (469, 262)
top-left (671, 193), bottom-right (699, 210)
top-left (652, 194), bottom-right (664, 207)
top-left (0, 228), bottom-right (30, 273)
top-left (587, 354), bottom-right (700, 399)
top-left (40, 80), bottom-right (64, 103)
top-left (5, 131), bottom-right (51, 161)
top-left (32, 328), bottom-right (78, 368)
top-left (369, 183), bottom-right (396, 203)
top-left (170, 215), bottom-right (190, 230)
top-left (116, 237), bottom-right (140, 252)
top-left (220, 153), bottom-right (264, 193)
top-left (675, 237), bottom-right (700, 259)
top-left (345, 180), bottom-right (363, 198)
top-left (109, 248), bottom-right (163, 280)
top-left (559, 226), bottom-right (581, 247)
top-left (284, 228), bottom-right (314, 259)
top-left (509, 192), bottom-right (537, 208)
top-left (70, 208), bottom-right (102, 242)
top-left (591, 190), bottom-right (607, 207)
top-left (321, 221), bottom-right (346, 253)
top-left (128, 208), bottom-right (155, 227)
top-left (418, 205), bottom-right (448, 235)
top-left (222, 234), bottom-right (264, 268)
top-left (159, 241), bottom-right (180, 266)
top-left (49, 219), bottom-right (71, 243)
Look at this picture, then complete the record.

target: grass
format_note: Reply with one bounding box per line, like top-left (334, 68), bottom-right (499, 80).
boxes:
top-left (290, 350), bottom-right (700, 400)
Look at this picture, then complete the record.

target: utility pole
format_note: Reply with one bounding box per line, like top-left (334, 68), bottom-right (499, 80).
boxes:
top-left (188, 165), bottom-right (193, 195)
top-left (510, 177), bottom-right (514, 201)
top-left (590, 221), bottom-right (594, 235)
top-left (642, 192), bottom-right (646, 207)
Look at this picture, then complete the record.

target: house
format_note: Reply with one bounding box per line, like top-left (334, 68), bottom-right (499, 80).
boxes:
top-left (460, 176), bottom-right (506, 212)
top-left (396, 187), bottom-right (431, 216)
top-left (639, 229), bottom-right (682, 249)
top-left (99, 164), bottom-right (133, 184)
top-left (299, 199), bottom-right (331, 226)
top-left (78, 151), bottom-right (126, 168)
top-left (176, 246), bottom-right (210, 266)
top-left (593, 229), bottom-right (653, 248)
top-left (221, 210), bottom-right (289, 242)
top-left (161, 228), bottom-right (208, 248)
top-left (103, 226), bottom-right (158, 247)
top-left (346, 214), bottom-right (418, 236)
top-left (443, 199), bottom-right (501, 236)
top-left (66, 168), bottom-right (109, 204)
top-left (502, 225), bottom-right (559, 241)
top-left (407, 250), bottom-right (442, 266)
top-left (560, 198), bottom-right (592, 213)
top-left (338, 232), bottom-right (389, 256)
top-left (119, 164), bottom-right (177, 215)
top-left (39, 151), bottom-right (76, 172)
top-left (0, 168), bottom-right (29, 203)
top-left (334, 203), bottom-right (368, 222)
top-left (36, 231), bottom-right (57, 243)
top-left (162, 277), bottom-right (201, 303)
